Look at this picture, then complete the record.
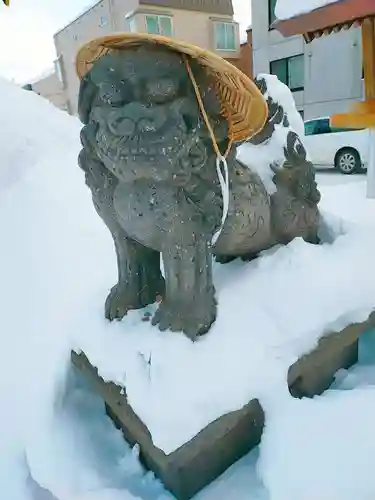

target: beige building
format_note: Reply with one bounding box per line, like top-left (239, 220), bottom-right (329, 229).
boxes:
top-left (23, 70), bottom-right (68, 111)
top-left (53, 0), bottom-right (240, 115)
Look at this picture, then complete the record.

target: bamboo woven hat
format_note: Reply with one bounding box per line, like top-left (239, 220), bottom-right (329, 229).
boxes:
top-left (76, 32), bottom-right (268, 143)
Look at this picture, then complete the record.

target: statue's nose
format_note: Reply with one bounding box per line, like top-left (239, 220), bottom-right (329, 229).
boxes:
top-left (107, 109), bottom-right (135, 136)
top-left (108, 103), bottom-right (165, 136)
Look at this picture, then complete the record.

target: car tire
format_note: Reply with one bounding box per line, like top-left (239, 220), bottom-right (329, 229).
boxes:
top-left (335, 148), bottom-right (361, 175)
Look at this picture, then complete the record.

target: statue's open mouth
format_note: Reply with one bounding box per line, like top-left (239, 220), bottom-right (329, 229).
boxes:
top-left (96, 123), bottom-right (193, 165)
top-left (97, 140), bottom-right (183, 164)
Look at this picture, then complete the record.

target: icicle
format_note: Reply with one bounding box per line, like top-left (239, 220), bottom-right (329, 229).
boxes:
top-left (212, 154), bottom-right (229, 246)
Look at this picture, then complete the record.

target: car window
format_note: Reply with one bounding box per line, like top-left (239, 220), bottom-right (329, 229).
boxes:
top-left (305, 119), bottom-right (330, 135)
top-left (314, 119), bottom-right (330, 135)
top-left (304, 120), bottom-right (317, 136)
top-left (305, 119), bottom-right (365, 135)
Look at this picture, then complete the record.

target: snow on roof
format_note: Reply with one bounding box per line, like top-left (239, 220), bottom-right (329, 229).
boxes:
top-left (275, 0), bottom-right (341, 20)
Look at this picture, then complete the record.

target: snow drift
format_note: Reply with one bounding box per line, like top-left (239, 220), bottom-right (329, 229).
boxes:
top-left (1, 77), bottom-right (375, 500)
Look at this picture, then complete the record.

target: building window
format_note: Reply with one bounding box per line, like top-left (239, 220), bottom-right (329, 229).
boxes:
top-left (54, 56), bottom-right (64, 84)
top-left (145, 15), bottom-right (172, 36)
top-left (270, 54), bottom-right (304, 91)
top-left (298, 109), bottom-right (304, 120)
top-left (269, 0), bottom-right (277, 28)
top-left (99, 16), bottom-right (108, 27)
top-left (214, 22), bottom-right (236, 51)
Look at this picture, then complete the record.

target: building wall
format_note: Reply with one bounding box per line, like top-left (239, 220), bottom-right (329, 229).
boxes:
top-left (54, 0), bottom-right (115, 115)
top-left (238, 29), bottom-right (253, 78)
top-left (111, 0), bottom-right (141, 30)
top-left (54, 0), bottom-right (240, 115)
top-left (125, 4), bottom-right (239, 59)
top-left (251, 0), bottom-right (364, 119)
top-left (27, 71), bottom-right (67, 111)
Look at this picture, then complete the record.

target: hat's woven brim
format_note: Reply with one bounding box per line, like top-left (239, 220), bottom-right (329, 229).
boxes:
top-left (75, 33), bottom-right (267, 142)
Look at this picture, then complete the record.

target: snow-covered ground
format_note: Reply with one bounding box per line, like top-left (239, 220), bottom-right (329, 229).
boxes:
top-left (1, 78), bottom-right (375, 500)
top-left (275, 0), bottom-right (341, 20)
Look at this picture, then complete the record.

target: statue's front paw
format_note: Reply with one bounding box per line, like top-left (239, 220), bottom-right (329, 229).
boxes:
top-left (105, 284), bottom-right (132, 321)
top-left (152, 291), bottom-right (217, 341)
top-left (105, 278), bottom-right (165, 321)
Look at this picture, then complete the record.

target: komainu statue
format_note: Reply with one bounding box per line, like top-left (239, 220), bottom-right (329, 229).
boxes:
top-left (76, 34), bottom-right (321, 340)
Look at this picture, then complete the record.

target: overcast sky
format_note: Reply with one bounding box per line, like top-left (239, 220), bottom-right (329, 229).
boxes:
top-left (0, 0), bottom-right (251, 83)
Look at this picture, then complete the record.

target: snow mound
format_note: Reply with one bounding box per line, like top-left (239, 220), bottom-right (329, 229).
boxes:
top-left (258, 326), bottom-right (375, 500)
top-left (238, 73), bottom-right (305, 194)
top-left (0, 78), bottom-right (116, 500)
top-left (2, 76), bottom-right (375, 500)
top-left (259, 375), bottom-right (375, 500)
top-left (76, 221), bottom-right (375, 453)
top-left (0, 79), bottom-right (79, 191)
top-left (276, 0), bottom-right (341, 21)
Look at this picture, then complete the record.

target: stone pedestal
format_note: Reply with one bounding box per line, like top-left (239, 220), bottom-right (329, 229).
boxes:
top-left (71, 312), bottom-right (374, 500)
top-left (71, 351), bottom-right (264, 500)
top-left (288, 314), bottom-right (374, 398)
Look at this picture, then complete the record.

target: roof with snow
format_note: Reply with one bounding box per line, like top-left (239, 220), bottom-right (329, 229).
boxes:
top-left (275, 0), bottom-right (341, 20)
top-left (274, 0), bottom-right (375, 43)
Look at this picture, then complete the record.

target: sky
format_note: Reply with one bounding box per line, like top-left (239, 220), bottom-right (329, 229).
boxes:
top-left (0, 0), bottom-right (251, 84)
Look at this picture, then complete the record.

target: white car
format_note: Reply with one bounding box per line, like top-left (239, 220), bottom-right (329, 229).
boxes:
top-left (303, 117), bottom-right (370, 174)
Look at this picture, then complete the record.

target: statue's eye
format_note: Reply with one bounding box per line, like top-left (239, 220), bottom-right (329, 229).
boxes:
top-left (98, 80), bottom-right (133, 107)
top-left (143, 78), bottom-right (178, 104)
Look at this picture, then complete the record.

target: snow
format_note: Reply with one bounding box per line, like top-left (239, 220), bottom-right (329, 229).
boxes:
top-left (276, 0), bottom-right (341, 21)
top-left (2, 77), bottom-right (375, 499)
top-left (75, 210), bottom-right (375, 453)
top-left (238, 73), bottom-right (305, 194)
top-left (259, 328), bottom-right (375, 500)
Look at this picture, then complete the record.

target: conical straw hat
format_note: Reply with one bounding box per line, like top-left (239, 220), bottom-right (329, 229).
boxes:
top-left (75, 32), bottom-right (268, 143)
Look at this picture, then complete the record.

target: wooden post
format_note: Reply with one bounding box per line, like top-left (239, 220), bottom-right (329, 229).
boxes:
top-left (362, 18), bottom-right (375, 198)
